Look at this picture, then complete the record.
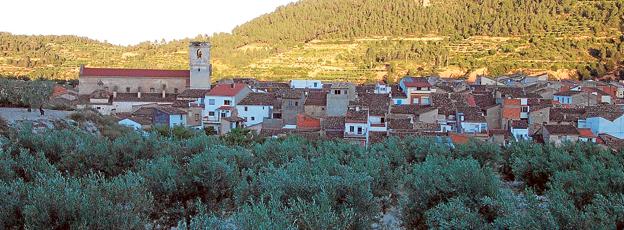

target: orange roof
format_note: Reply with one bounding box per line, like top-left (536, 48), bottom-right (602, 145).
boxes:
top-left (577, 128), bottom-right (596, 138)
top-left (502, 107), bottom-right (521, 119)
top-left (449, 132), bottom-right (470, 145)
top-left (503, 98), bottom-right (521, 106)
top-left (52, 85), bottom-right (68, 97)
top-left (297, 114), bottom-right (321, 130)
top-left (207, 83), bottom-right (247, 97)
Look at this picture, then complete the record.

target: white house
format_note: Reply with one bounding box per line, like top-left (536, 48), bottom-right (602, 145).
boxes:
top-left (290, 80), bottom-right (323, 89)
top-left (203, 83), bottom-right (252, 124)
top-left (374, 81), bottom-right (391, 94)
top-left (236, 93), bottom-right (276, 127)
top-left (344, 108), bottom-right (369, 145)
top-left (578, 106), bottom-right (624, 139)
top-left (456, 107), bottom-right (488, 134)
top-left (510, 120), bottom-right (530, 141)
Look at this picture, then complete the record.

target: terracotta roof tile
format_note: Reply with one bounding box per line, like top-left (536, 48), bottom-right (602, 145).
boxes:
top-left (115, 93), bottom-right (178, 102)
top-left (207, 83), bottom-right (248, 97)
top-left (549, 108), bottom-right (586, 123)
top-left (577, 128), bottom-right (595, 138)
top-left (388, 118), bottom-right (413, 130)
top-left (511, 120), bottom-right (528, 129)
top-left (305, 91), bottom-right (327, 106)
top-left (322, 117), bottom-right (345, 130)
top-left (81, 67), bottom-right (189, 78)
top-left (238, 93), bottom-right (277, 106)
top-left (178, 89), bottom-right (210, 98)
top-left (582, 105), bottom-right (624, 121)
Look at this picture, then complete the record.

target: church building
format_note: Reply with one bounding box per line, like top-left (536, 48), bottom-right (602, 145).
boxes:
top-left (78, 42), bottom-right (212, 116)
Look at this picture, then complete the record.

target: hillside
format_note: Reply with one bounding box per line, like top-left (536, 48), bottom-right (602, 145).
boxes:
top-left (1, 0), bottom-right (623, 81)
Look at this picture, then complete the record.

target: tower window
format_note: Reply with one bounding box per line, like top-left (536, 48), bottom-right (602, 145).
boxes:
top-left (126, 87), bottom-right (131, 93)
top-left (198, 68), bottom-right (200, 72)
top-left (174, 88), bottom-right (179, 94)
top-left (150, 88), bottom-right (155, 93)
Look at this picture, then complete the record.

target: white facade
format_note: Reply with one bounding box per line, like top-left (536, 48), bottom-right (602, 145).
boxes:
top-left (460, 122), bottom-right (487, 134)
top-left (236, 105), bottom-right (273, 127)
top-left (511, 128), bottom-right (530, 141)
top-left (204, 96), bottom-right (236, 122)
top-left (344, 122), bottom-right (368, 137)
top-left (368, 115), bottom-right (387, 132)
top-left (579, 115), bottom-right (624, 139)
top-left (375, 83), bottom-right (391, 94)
top-left (290, 80), bottom-right (323, 89)
top-left (169, 114), bottom-right (187, 127)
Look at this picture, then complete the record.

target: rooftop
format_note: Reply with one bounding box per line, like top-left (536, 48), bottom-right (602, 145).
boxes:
top-left (238, 93), bottom-right (277, 106)
top-left (207, 83), bottom-right (248, 97)
top-left (81, 67), bottom-right (189, 78)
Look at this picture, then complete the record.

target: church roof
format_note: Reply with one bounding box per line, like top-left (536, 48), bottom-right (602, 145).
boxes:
top-left (80, 67), bottom-right (189, 78)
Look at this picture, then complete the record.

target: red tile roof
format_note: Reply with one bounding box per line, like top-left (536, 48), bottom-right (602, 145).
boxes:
top-left (449, 132), bottom-right (470, 145)
top-left (402, 77), bottom-right (432, 88)
top-left (502, 107), bottom-right (521, 119)
top-left (81, 67), bottom-right (189, 78)
top-left (207, 84), bottom-right (247, 97)
top-left (297, 114), bottom-right (321, 130)
top-left (503, 99), bottom-right (521, 106)
top-left (577, 128), bottom-right (595, 138)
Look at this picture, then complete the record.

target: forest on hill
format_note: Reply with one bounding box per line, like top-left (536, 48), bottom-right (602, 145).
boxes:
top-left (1, 112), bottom-right (624, 229)
top-left (1, 0), bottom-right (623, 81)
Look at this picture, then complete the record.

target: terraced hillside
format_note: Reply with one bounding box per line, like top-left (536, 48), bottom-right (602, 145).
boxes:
top-left (1, 0), bottom-right (623, 82)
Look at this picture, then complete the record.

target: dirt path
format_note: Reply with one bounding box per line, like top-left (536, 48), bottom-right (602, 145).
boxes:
top-left (0, 107), bottom-right (72, 124)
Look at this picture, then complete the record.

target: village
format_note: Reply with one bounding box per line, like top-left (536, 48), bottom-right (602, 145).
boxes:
top-left (52, 42), bottom-right (624, 150)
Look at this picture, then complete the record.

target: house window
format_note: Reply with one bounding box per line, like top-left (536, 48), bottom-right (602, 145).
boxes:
top-left (251, 117), bottom-right (255, 121)
top-left (295, 102), bottom-right (299, 106)
top-left (150, 88), bottom-right (155, 93)
top-left (224, 100), bottom-right (231, 105)
top-left (380, 117), bottom-right (385, 123)
top-left (350, 126), bottom-right (354, 132)
top-left (416, 87), bottom-right (422, 90)
top-left (208, 111), bottom-right (215, 116)
top-left (174, 88), bottom-right (179, 94)
top-left (244, 106), bottom-right (248, 111)
top-left (194, 114), bottom-right (200, 121)
top-left (521, 106), bottom-right (529, 113)
top-left (314, 82), bottom-right (318, 87)
top-left (397, 100), bottom-right (402, 105)
top-left (357, 127), bottom-right (363, 134)
top-left (208, 99), bottom-right (215, 105)
top-left (126, 87), bottom-right (131, 93)
top-left (273, 113), bottom-right (282, 119)
top-left (221, 113), bottom-right (227, 118)
top-left (180, 115), bottom-right (183, 120)
top-left (334, 90), bottom-right (341, 95)
top-left (421, 97), bottom-right (430, 105)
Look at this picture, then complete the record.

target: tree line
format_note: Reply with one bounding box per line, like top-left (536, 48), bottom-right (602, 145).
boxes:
top-left (0, 114), bottom-right (623, 229)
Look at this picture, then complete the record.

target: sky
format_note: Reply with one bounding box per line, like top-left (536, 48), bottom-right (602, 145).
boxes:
top-left (0, 0), bottom-right (298, 46)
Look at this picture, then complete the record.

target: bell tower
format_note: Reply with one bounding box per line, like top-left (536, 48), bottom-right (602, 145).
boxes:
top-left (189, 42), bottom-right (211, 89)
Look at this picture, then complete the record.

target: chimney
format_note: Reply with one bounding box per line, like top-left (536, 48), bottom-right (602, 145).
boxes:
top-left (137, 91), bottom-right (141, 99)
top-left (231, 83), bottom-right (235, 89)
top-left (112, 91), bottom-right (117, 98)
